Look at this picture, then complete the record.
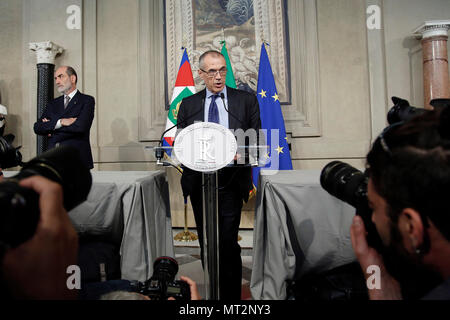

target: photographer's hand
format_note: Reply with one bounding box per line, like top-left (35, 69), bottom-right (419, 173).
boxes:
top-left (180, 276), bottom-right (201, 300)
top-left (1, 176), bottom-right (79, 299)
top-left (0, 168), bottom-right (3, 181)
top-left (350, 215), bottom-right (402, 300)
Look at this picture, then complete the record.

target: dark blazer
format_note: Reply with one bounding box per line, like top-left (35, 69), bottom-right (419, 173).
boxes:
top-left (34, 91), bottom-right (95, 169)
top-left (177, 86), bottom-right (261, 202)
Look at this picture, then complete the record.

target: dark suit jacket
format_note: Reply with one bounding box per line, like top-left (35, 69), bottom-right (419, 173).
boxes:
top-left (177, 87), bottom-right (261, 202)
top-left (33, 91), bottom-right (95, 169)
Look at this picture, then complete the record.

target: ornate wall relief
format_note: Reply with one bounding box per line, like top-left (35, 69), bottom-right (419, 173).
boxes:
top-left (138, 0), bottom-right (321, 141)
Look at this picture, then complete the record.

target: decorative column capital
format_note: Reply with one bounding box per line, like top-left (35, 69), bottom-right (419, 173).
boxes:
top-left (413, 20), bottom-right (450, 39)
top-left (29, 41), bottom-right (64, 64)
top-left (0, 104), bottom-right (7, 115)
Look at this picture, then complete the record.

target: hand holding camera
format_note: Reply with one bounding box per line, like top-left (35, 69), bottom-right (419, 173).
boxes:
top-left (350, 215), bottom-right (402, 300)
top-left (1, 176), bottom-right (79, 299)
top-left (137, 256), bottom-right (192, 300)
top-left (0, 138), bottom-right (92, 299)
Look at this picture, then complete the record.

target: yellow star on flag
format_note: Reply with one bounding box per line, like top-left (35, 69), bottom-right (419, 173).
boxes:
top-left (264, 152), bottom-right (270, 159)
top-left (275, 146), bottom-right (284, 154)
top-left (272, 93), bottom-right (279, 102)
top-left (259, 89), bottom-right (267, 98)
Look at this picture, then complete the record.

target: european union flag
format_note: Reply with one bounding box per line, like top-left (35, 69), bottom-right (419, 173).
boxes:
top-left (252, 43), bottom-right (293, 188)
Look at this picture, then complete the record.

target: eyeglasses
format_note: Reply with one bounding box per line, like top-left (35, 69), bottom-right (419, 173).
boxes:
top-left (375, 121), bottom-right (404, 156)
top-left (200, 68), bottom-right (227, 78)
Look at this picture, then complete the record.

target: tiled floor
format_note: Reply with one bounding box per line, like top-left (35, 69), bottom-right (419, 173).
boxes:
top-left (174, 228), bottom-right (254, 300)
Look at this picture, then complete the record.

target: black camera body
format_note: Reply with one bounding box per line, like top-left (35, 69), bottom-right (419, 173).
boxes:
top-left (137, 256), bottom-right (191, 300)
top-left (318, 96), bottom-right (449, 252)
top-left (388, 96), bottom-right (450, 125)
top-left (0, 134), bottom-right (22, 169)
top-left (387, 97), bottom-right (426, 125)
top-left (0, 145), bottom-right (92, 248)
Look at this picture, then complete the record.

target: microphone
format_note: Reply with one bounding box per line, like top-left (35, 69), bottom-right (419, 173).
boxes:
top-left (155, 98), bottom-right (205, 161)
top-left (220, 93), bottom-right (257, 164)
top-left (220, 93), bottom-right (245, 127)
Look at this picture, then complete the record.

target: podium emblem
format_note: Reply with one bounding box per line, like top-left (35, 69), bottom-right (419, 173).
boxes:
top-left (174, 122), bottom-right (237, 172)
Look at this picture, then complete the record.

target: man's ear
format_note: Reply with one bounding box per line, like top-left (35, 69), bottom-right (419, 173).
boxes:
top-left (399, 208), bottom-right (425, 252)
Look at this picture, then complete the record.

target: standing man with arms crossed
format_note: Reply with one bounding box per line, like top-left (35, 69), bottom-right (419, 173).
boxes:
top-left (177, 50), bottom-right (261, 300)
top-left (34, 66), bottom-right (95, 169)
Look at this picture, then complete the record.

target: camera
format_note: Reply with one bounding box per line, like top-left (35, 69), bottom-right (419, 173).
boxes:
top-left (387, 96), bottom-right (450, 125)
top-left (0, 145), bottom-right (92, 248)
top-left (387, 97), bottom-right (427, 125)
top-left (0, 134), bottom-right (23, 169)
top-left (320, 161), bottom-right (383, 251)
top-left (319, 96), bottom-right (450, 251)
top-left (136, 256), bottom-right (191, 300)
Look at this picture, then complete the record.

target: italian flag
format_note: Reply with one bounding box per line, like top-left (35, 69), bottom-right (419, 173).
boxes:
top-left (221, 41), bottom-right (237, 88)
top-left (163, 49), bottom-right (196, 155)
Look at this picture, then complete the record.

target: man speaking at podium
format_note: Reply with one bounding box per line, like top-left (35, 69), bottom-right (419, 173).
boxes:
top-left (177, 50), bottom-right (261, 300)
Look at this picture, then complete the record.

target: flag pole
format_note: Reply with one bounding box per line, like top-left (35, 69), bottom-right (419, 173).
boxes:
top-left (170, 47), bottom-right (198, 242)
top-left (174, 196), bottom-right (198, 242)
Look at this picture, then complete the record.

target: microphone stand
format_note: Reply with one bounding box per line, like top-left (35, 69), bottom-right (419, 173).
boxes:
top-left (155, 101), bottom-right (204, 242)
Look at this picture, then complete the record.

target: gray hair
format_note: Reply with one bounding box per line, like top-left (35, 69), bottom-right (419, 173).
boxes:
top-left (63, 66), bottom-right (78, 84)
top-left (199, 50), bottom-right (225, 70)
top-left (100, 291), bottom-right (149, 300)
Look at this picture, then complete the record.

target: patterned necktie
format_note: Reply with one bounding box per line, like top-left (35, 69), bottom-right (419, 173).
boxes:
top-left (64, 95), bottom-right (70, 109)
top-left (208, 94), bottom-right (220, 124)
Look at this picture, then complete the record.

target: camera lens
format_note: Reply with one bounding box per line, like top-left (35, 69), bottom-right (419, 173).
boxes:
top-left (17, 145), bottom-right (92, 211)
top-left (152, 256), bottom-right (179, 283)
top-left (0, 145), bottom-right (92, 247)
top-left (320, 161), bottom-right (384, 251)
top-left (320, 161), bottom-right (367, 209)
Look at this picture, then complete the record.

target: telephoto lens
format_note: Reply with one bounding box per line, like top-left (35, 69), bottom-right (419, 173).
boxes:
top-left (320, 161), bottom-right (384, 251)
top-left (0, 145), bottom-right (92, 248)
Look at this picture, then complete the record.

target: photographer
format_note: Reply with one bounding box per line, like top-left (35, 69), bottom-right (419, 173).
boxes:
top-left (0, 176), bottom-right (79, 299)
top-left (99, 276), bottom-right (201, 300)
top-left (0, 103), bottom-right (7, 137)
top-left (351, 108), bottom-right (450, 300)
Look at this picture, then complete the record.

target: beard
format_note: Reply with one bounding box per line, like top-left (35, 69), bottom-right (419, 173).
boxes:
top-left (380, 222), bottom-right (442, 299)
top-left (57, 82), bottom-right (72, 94)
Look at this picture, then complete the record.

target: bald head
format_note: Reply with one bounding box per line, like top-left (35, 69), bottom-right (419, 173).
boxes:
top-left (198, 51), bottom-right (227, 93)
top-left (199, 51), bottom-right (225, 70)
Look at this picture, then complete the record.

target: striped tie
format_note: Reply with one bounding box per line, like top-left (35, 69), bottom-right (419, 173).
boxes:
top-left (64, 95), bottom-right (70, 109)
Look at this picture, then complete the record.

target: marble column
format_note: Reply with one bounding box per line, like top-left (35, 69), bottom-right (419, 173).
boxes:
top-left (29, 41), bottom-right (64, 155)
top-left (413, 21), bottom-right (450, 110)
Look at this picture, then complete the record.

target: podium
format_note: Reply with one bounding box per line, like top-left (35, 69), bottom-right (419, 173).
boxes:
top-left (152, 122), bottom-right (266, 300)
